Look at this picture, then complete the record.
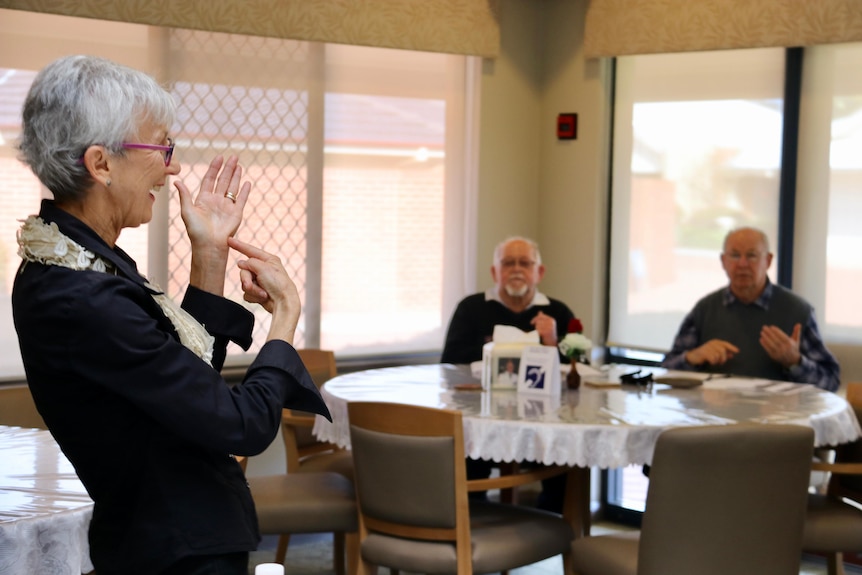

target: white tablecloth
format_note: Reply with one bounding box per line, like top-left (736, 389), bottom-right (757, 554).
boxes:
top-left (314, 364), bottom-right (862, 468)
top-left (0, 426), bottom-right (93, 575)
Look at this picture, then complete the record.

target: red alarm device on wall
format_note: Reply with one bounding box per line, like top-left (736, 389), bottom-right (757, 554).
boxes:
top-left (557, 113), bottom-right (577, 140)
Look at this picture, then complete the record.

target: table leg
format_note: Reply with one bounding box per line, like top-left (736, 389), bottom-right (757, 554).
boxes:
top-left (562, 466), bottom-right (591, 539)
top-left (498, 461), bottom-right (520, 504)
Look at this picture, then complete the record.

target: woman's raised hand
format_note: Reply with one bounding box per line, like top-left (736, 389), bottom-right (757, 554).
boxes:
top-left (175, 155), bottom-right (251, 249)
top-left (176, 156), bottom-right (252, 295)
top-left (228, 237), bottom-right (301, 344)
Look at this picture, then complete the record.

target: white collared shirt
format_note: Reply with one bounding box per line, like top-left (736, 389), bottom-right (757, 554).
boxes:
top-left (485, 288), bottom-right (551, 308)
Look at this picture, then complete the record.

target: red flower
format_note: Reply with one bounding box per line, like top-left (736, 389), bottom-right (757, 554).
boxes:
top-left (567, 318), bottom-right (583, 333)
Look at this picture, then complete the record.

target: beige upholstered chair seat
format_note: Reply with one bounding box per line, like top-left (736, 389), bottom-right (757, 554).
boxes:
top-left (360, 501), bottom-right (572, 574)
top-left (293, 449), bottom-right (354, 478)
top-left (805, 494), bottom-right (862, 551)
top-left (567, 531), bottom-right (639, 575)
top-left (249, 472), bottom-right (357, 535)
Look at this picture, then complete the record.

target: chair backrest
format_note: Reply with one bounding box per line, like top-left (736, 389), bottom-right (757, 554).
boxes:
top-left (637, 423), bottom-right (815, 575)
top-left (831, 382), bottom-right (862, 495)
top-left (298, 348), bottom-right (339, 388)
top-left (0, 384), bottom-right (47, 429)
top-left (282, 349), bottom-right (338, 471)
top-left (347, 401), bottom-right (471, 563)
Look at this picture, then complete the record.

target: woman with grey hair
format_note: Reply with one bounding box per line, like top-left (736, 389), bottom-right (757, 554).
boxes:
top-left (13, 54), bottom-right (329, 575)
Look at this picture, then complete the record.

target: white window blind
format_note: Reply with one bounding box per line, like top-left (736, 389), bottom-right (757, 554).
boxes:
top-left (0, 9), bottom-right (475, 377)
top-left (796, 42), bottom-right (862, 345)
top-left (607, 48), bottom-right (785, 352)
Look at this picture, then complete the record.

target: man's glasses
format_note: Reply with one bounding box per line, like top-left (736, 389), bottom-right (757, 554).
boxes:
top-left (121, 137), bottom-right (175, 166)
top-left (620, 369), bottom-right (653, 387)
top-left (500, 258), bottom-right (536, 269)
top-left (724, 252), bottom-right (763, 263)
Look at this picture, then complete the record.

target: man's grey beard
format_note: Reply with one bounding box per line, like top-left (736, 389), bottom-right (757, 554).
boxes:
top-left (505, 284), bottom-right (529, 298)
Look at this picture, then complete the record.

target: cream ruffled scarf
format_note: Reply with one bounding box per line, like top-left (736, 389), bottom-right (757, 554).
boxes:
top-left (17, 215), bottom-right (215, 366)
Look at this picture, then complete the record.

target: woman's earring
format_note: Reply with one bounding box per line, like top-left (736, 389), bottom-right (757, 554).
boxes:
top-left (105, 179), bottom-right (112, 187)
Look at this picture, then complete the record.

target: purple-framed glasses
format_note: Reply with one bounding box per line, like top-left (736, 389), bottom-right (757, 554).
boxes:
top-left (121, 137), bottom-right (175, 166)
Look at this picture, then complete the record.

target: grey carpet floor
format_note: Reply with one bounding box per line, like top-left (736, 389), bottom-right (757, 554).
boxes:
top-left (249, 525), bottom-right (861, 575)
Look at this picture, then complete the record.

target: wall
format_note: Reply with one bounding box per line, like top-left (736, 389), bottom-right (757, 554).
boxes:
top-left (478, 0), bottom-right (862, 386)
top-left (537, 0), bottom-right (612, 350)
top-left (475, 0), bottom-right (544, 278)
top-left (476, 0), bottom-right (611, 350)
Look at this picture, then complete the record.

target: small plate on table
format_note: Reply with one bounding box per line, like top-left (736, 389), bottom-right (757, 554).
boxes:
top-left (652, 376), bottom-right (703, 389)
top-left (582, 379), bottom-right (622, 388)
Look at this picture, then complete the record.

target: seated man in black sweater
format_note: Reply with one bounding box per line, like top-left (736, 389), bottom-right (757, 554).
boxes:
top-left (441, 236), bottom-right (575, 512)
top-left (442, 236), bottom-right (574, 364)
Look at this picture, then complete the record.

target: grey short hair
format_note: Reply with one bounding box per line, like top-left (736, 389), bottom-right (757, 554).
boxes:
top-left (17, 55), bottom-right (176, 202)
top-left (493, 236), bottom-right (542, 265)
top-left (723, 226), bottom-right (771, 253)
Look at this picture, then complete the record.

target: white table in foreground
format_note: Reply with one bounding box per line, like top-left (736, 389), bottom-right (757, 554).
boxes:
top-left (313, 364), bottom-right (862, 468)
top-left (0, 425), bottom-right (93, 575)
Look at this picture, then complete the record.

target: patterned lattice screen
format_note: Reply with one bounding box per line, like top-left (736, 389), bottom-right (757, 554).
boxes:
top-left (163, 29), bottom-right (318, 352)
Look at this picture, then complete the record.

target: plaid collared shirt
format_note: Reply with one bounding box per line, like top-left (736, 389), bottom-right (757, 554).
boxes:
top-left (662, 283), bottom-right (840, 391)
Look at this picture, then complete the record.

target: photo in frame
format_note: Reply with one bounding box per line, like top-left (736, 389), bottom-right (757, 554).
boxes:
top-left (482, 342), bottom-right (533, 390)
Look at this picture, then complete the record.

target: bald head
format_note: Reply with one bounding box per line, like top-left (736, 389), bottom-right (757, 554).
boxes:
top-left (720, 227), bottom-right (773, 304)
top-left (723, 227), bottom-right (770, 254)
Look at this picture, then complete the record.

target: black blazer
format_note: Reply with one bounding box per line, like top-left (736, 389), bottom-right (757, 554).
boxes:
top-left (12, 200), bottom-right (330, 575)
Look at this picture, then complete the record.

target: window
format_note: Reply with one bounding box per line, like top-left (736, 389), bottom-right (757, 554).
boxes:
top-left (607, 49), bottom-right (785, 353)
top-left (796, 42), bottom-right (862, 344)
top-left (0, 10), bottom-right (474, 378)
top-left (605, 42), bottom-right (862, 524)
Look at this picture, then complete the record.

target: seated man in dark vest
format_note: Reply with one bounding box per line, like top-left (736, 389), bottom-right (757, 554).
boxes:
top-left (662, 226), bottom-right (840, 391)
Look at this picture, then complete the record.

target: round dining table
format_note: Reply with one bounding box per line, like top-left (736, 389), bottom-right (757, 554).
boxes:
top-left (313, 363), bottom-right (861, 468)
top-left (313, 363), bottom-right (862, 537)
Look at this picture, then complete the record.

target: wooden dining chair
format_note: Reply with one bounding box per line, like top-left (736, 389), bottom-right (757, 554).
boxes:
top-left (284, 349), bottom-right (353, 476)
top-left (347, 401), bottom-right (574, 575)
top-left (804, 382), bottom-right (862, 575)
top-left (236, 455), bottom-right (359, 575)
top-left (272, 349), bottom-right (354, 570)
top-left (0, 384), bottom-right (46, 429)
top-left (571, 423), bottom-right (815, 575)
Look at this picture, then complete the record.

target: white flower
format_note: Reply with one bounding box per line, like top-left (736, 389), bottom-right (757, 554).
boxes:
top-left (76, 249), bottom-right (92, 268)
top-left (559, 332), bottom-right (593, 358)
top-left (53, 240), bottom-right (68, 257)
top-left (93, 259), bottom-right (107, 273)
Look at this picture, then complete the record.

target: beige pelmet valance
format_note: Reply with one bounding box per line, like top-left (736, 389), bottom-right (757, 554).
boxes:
top-left (585, 0), bottom-right (862, 58)
top-left (0, 0), bottom-right (500, 57)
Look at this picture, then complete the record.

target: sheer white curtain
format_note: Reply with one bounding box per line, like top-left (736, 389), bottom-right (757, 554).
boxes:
top-left (0, 9), bottom-right (476, 377)
top-left (796, 42), bottom-right (862, 345)
top-left (607, 48), bottom-right (785, 352)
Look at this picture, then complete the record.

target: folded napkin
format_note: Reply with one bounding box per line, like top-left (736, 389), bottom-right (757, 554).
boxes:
top-left (491, 324), bottom-right (540, 344)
